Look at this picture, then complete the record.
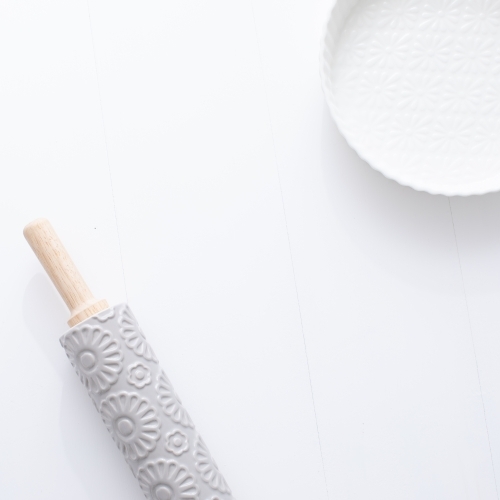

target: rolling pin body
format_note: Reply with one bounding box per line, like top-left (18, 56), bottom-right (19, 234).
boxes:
top-left (60, 304), bottom-right (234, 500)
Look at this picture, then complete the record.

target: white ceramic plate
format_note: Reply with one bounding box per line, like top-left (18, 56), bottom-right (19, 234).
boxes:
top-left (321, 0), bottom-right (500, 196)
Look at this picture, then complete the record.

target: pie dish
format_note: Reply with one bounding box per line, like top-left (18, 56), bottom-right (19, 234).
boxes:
top-left (321, 0), bottom-right (500, 195)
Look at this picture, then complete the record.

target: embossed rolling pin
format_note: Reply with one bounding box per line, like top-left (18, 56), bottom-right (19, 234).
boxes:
top-left (24, 218), bottom-right (234, 500)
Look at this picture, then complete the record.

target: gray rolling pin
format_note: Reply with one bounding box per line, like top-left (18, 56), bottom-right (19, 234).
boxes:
top-left (24, 218), bottom-right (235, 500)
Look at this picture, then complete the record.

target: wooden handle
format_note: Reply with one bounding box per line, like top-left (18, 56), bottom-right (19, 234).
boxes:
top-left (24, 218), bottom-right (109, 327)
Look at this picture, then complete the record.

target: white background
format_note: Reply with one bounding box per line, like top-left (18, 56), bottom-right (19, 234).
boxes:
top-left (2, 0), bottom-right (500, 499)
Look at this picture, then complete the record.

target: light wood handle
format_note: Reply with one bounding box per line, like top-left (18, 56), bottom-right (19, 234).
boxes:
top-left (24, 218), bottom-right (109, 327)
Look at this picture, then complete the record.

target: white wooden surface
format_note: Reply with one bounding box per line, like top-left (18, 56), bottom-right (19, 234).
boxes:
top-left (1, 1), bottom-right (500, 499)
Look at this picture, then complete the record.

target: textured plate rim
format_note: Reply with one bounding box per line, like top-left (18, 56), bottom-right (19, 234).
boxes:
top-left (319, 0), bottom-right (500, 197)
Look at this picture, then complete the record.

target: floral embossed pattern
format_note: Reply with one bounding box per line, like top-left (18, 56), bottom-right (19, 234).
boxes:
top-left (156, 370), bottom-right (195, 428)
top-left (138, 459), bottom-right (199, 500)
top-left (321, 0), bottom-right (500, 195)
top-left (118, 305), bottom-right (158, 363)
top-left (128, 361), bottom-right (152, 389)
top-left (100, 391), bottom-right (161, 461)
top-left (96, 308), bottom-right (115, 323)
top-left (60, 304), bottom-right (235, 499)
top-left (194, 436), bottom-right (231, 494)
top-left (165, 429), bottom-right (189, 456)
top-left (61, 325), bottom-right (123, 394)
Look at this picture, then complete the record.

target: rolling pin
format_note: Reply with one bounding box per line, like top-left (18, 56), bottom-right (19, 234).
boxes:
top-left (24, 218), bottom-right (234, 500)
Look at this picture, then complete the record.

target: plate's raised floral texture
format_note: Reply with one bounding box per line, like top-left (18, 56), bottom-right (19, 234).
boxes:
top-left (100, 391), bottom-right (161, 461)
top-left (61, 325), bottom-right (123, 394)
top-left (321, 0), bottom-right (500, 195)
top-left (60, 303), bottom-right (235, 500)
top-left (137, 459), bottom-right (200, 500)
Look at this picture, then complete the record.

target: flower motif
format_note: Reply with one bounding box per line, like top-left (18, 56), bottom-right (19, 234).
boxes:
top-left (379, 0), bottom-right (420, 29)
top-left (420, 0), bottom-right (463, 32)
top-left (440, 76), bottom-right (483, 113)
top-left (366, 32), bottom-right (411, 68)
top-left (96, 308), bottom-right (115, 322)
top-left (463, 0), bottom-right (500, 34)
top-left (409, 34), bottom-right (453, 71)
top-left (100, 391), bottom-right (161, 461)
top-left (431, 117), bottom-right (476, 154)
top-left (138, 459), bottom-right (199, 500)
top-left (398, 74), bottom-right (443, 110)
top-left (360, 110), bottom-right (393, 150)
top-left (165, 429), bottom-right (189, 456)
top-left (451, 37), bottom-right (494, 73)
top-left (355, 1), bottom-right (381, 28)
top-left (127, 362), bottom-right (152, 389)
top-left (62, 325), bottom-right (123, 395)
top-left (386, 113), bottom-right (433, 152)
top-left (483, 83), bottom-right (500, 114)
top-left (118, 305), bottom-right (158, 363)
top-left (338, 29), bottom-right (370, 66)
top-left (156, 371), bottom-right (194, 428)
top-left (493, 45), bottom-right (500, 74)
top-left (472, 119), bottom-right (500, 156)
top-left (356, 70), bottom-right (401, 109)
top-left (194, 436), bottom-right (231, 494)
